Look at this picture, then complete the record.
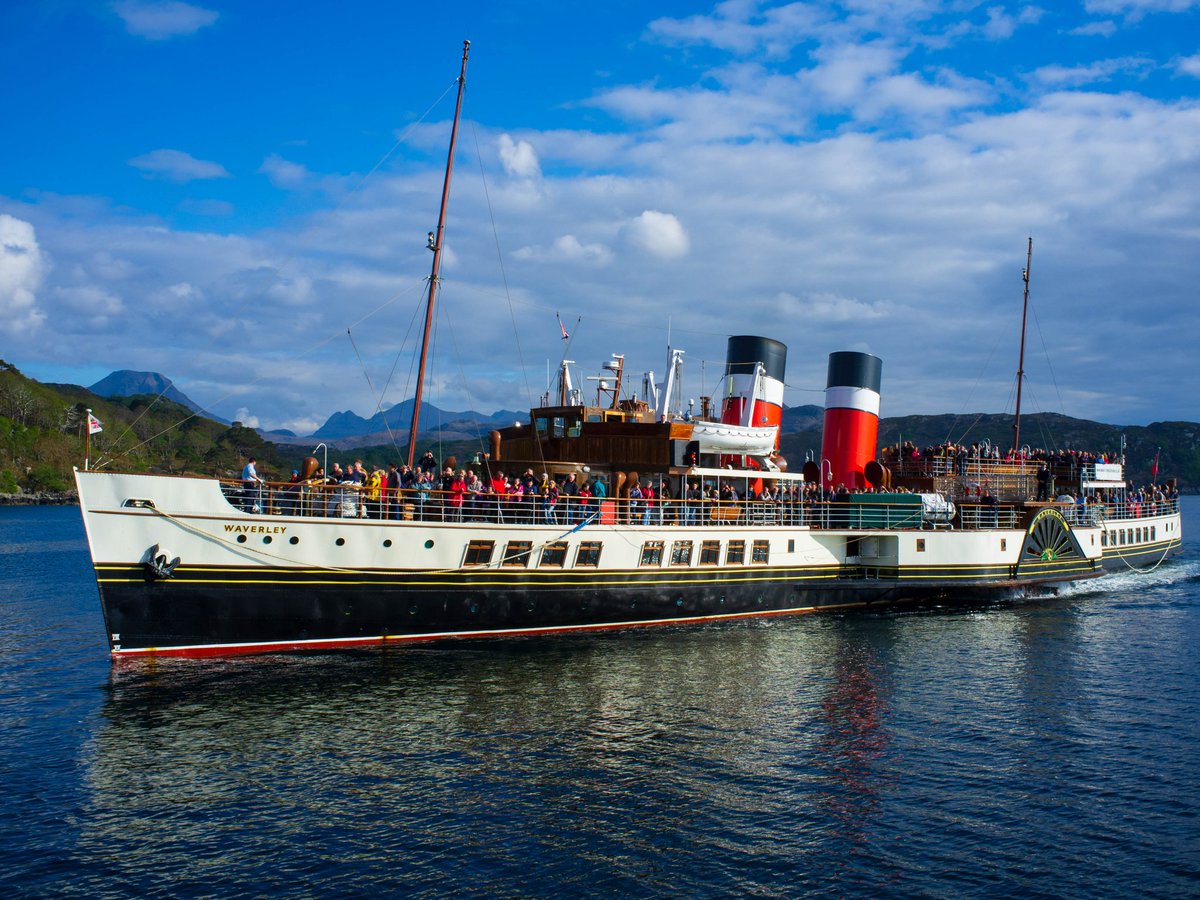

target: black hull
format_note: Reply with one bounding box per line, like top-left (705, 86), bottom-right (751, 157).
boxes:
top-left (96, 561), bottom-right (1104, 657)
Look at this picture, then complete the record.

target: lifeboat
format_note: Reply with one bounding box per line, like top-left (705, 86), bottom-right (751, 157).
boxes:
top-left (689, 420), bottom-right (779, 455)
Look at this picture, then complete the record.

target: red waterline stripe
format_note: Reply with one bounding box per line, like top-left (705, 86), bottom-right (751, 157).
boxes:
top-left (110, 599), bottom-right (874, 659)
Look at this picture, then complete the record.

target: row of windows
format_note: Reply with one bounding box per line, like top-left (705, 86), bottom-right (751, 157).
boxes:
top-left (463, 539), bottom-right (772, 568)
top-left (1102, 526), bottom-right (1156, 547)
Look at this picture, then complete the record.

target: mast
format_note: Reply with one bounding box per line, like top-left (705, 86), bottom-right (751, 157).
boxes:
top-left (406, 40), bottom-right (470, 467)
top-left (1012, 236), bottom-right (1032, 454)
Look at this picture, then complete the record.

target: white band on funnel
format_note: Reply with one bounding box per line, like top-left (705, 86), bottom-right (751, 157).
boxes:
top-left (825, 385), bottom-right (880, 416)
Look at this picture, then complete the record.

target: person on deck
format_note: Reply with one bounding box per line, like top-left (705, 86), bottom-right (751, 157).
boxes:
top-left (560, 473), bottom-right (580, 524)
top-left (241, 457), bottom-right (263, 513)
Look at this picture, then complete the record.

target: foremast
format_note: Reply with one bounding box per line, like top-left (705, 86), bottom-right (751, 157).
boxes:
top-left (1013, 236), bottom-right (1032, 454)
top-left (406, 40), bottom-right (471, 467)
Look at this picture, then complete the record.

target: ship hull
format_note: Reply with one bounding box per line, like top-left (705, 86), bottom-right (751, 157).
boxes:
top-left (77, 470), bottom-right (1180, 658)
top-left (94, 564), bottom-right (1082, 657)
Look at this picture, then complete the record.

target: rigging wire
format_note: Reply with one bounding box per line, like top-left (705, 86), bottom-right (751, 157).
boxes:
top-left (100, 278), bottom-right (429, 466)
top-left (374, 283), bottom-right (433, 461)
top-left (347, 328), bottom-right (401, 452)
top-left (470, 121), bottom-right (547, 471)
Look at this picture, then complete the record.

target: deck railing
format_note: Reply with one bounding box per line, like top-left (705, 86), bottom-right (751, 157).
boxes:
top-left (223, 480), bottom-right (1084, 531)
top-left (220, 481), bottom-right (1179, 529)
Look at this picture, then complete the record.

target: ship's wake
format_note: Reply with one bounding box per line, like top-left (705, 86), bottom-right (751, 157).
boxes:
top-left (1054, 557), bottom-right (1200, 599)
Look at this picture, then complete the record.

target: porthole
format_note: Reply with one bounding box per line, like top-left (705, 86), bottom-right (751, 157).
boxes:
top-left (424, 539), bottom-right (434, 549)
top-left (408, 604), bottom-right (418, 615)
top-left (289, 536), bottom-right (299, 545)
top-left (236, 534), bottom-right (247, 544)
top-left (336, 537), bottom-right (346, 547)
top-left (383, 539), bottom-right (393, 548)
top-left (263, 536), bottom-right (272, 544)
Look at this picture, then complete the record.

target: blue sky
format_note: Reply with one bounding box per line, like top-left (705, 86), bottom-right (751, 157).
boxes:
top-left (3, 0), bottom-right (1199, 438)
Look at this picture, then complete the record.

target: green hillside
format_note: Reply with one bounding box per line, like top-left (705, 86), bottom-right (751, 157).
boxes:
top-left (0, 360), bottom-right (286, 493)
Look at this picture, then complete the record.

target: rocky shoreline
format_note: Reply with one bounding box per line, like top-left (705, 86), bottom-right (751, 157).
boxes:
top-left (0, 491), bottom-right (79, 506)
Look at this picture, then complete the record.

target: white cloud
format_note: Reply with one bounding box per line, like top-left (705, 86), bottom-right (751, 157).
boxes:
top-left (782, 291), bottom-right (893, 322)
top-left (623, 211), bottom-right (690, 260)
top-left (647, 0), bottom-right (830, 57)
top-left (130, 149), bottom-right (231, 182)
top-left (259, 154), bottom-right (312, 189)
top-left (1084, 0), bottom-right (1199, 15)
top-left (112, 1), bottom-right (218, 40)
top-left (234, 407), bottom-right (260, 428)
top-left (1178, 53), bottom-right (1200, 77)
top-left (0, 215), bottom-right (46, 335)
top-left (513, 235), bottom-right (614, 266)
top-left (1068, 20), bottom-right (1119, 36)
top-left (53, 285), bottom-right (125, 327)
top-left (498, 135), bottom-right (541, 179)
top-left (1032, 57), bottom-right (1155, 86)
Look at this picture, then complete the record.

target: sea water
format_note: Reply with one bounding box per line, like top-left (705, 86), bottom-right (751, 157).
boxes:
top-left (0, 504), bottom-right (1197, 897)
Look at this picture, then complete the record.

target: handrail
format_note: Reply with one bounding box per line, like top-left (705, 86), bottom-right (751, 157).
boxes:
top-left (217, 478), bottom-right (1114, 531)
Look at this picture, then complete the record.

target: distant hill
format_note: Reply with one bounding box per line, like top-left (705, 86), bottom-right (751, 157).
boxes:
top-left (5, 357), bottom-right (1198, 495)
top-left (779, 411), bottom-right (1200, 489)
top-left (312, 398), bottom-right (525, 441)
top-left (89, 370), bottom-right (228, 424)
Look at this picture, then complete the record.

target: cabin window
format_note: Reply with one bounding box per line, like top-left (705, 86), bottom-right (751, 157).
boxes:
top-left (726, 540), bottom-right (746, 565)
top-left (640, 541), bottom-right (664, 566)
top-left (540, 541), bottom-right (568, 567)
top-left (575, 541), bottom-right (602, 567)
top-left (567, 418), bottom-right (583, 438)
top-left (787, 539), bottom-right (795, 553)
top-left (552, 416), bottom-right (565, 438)
top-left (699, 540), bottom-right (721, 565)
top-left (1001, 538), bottom-right (1007, 551)
top-left (670, 541), bottom-right (693, 566)
top-left (503, 541), bottom-right (533, 567)
top-left (916, 539), bottom-right (926, 552)
top-left (535, 417), bottom-right (549, 434)
top-left (752, 540), bottom-right (770, 564)
top-left (464, 540), bottom-right (494, 566)
top-left (1101, 532), bottom-right (1107, 547)
top-left (122, 498), bottom-right (156, 509)
top-left (1151, 526), bottom-right (1156, 541)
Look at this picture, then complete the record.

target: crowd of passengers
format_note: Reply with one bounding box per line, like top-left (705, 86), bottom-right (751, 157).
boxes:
top-left (244, 449), bottom-right (1177, 526)
top-left (251, 451), bottom-right (906, 525)
top-left (884, 441), bottom-right (1119, 474)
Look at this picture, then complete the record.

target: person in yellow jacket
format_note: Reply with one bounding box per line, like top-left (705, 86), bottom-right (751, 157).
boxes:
top-left (366, 465), bottom-right (383, 518)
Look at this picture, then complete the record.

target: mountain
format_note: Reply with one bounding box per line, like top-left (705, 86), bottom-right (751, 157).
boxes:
top-left (89, 370), bottom-right (228, 424)
top-left (312, 399), bottom-right (525, 440)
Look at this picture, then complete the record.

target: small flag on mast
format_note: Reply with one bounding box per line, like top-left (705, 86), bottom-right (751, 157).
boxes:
top-left (558, 313), bottom-right (569, 341)
top-left (88, 413), bottom-right (103, 435)
top-left (1151, 448), bottom-right (1160, 479)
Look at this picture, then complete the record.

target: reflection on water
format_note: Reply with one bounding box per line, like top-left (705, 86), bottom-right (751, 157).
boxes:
top-left (80, 623), bottom-right (899, 894)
